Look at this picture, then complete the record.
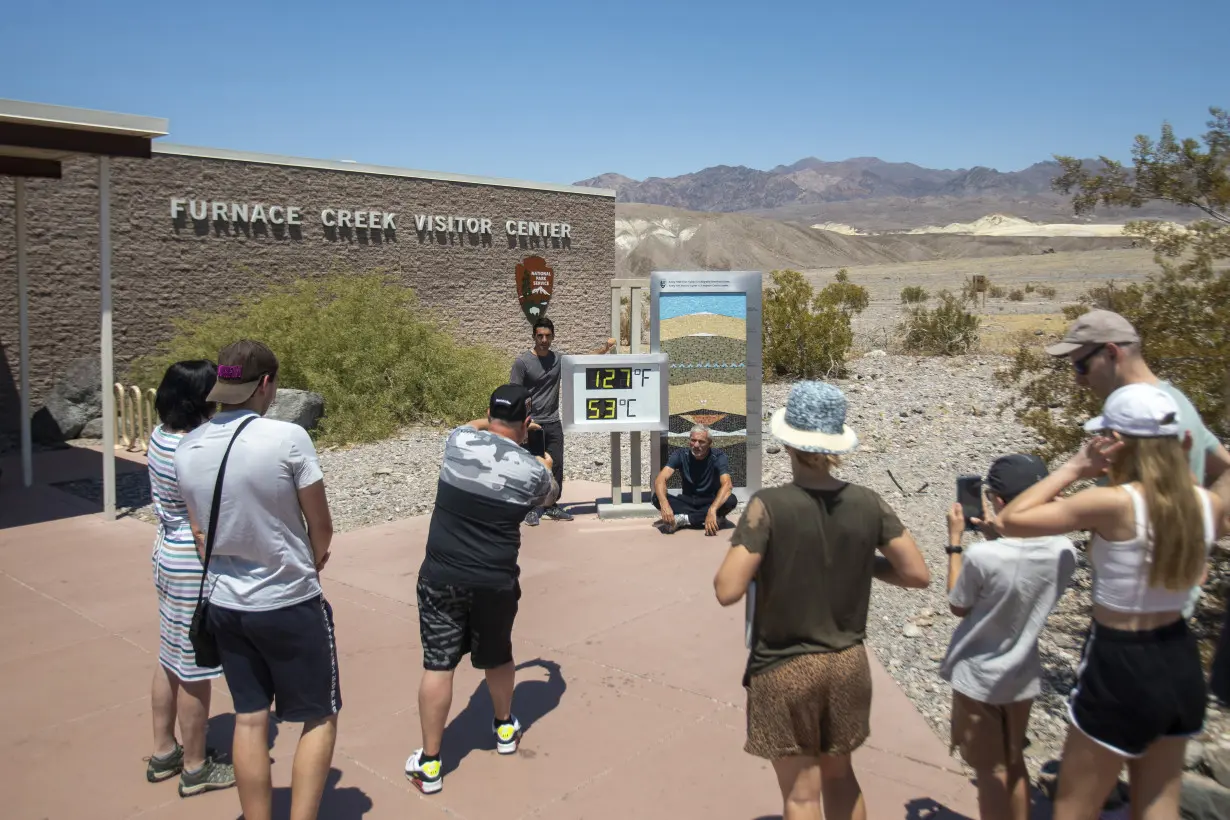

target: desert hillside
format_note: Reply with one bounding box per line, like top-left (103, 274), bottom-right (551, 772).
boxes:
top-left (615, 203), bottom-right (1138, 275)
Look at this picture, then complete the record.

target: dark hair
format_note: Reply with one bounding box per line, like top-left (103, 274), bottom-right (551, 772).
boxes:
top-left (532, 317), bottom-right (554, 335)
top-left (155, 360), bottom-right (218, 431)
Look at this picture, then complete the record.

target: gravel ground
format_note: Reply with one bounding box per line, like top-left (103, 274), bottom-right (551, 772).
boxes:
top-left (47, 352), bottom-right (1230, 776)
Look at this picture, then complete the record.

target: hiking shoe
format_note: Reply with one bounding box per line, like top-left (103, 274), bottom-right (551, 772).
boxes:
top-left (524, 508), bottom-right (541, 526)
top-left (146, 743), bottom-right (224, 783)
top-left (405, 749), bottom-right (443, 794)
top-left (146, 744), bottom-right (185, 783)
top-left (178, 757), bottom-right (236, 797)
top-left (542, 505), bottom-right (573, 521)
top-left (494, 715), bottom-right (523, 755)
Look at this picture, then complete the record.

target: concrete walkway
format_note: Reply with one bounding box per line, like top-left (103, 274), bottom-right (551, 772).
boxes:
top-left (0, 450), bottom-right (979, 819)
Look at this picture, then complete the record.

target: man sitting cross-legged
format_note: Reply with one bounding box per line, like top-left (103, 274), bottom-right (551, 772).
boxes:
top-left (652, 425), bottom-right (738, 535)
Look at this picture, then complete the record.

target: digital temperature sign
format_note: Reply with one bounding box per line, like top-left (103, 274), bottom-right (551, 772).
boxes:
top-left (560, 354), bottom-right (669, 433)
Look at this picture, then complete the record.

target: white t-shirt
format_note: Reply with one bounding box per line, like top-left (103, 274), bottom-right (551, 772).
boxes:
top-left (175, 409), bottom-right (325, 612)
top-left (940, 535), bottom-right (1078, 704)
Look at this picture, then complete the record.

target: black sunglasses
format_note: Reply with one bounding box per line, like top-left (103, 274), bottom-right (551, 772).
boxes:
top-left (1072, 344), bottom-right (1106, 376)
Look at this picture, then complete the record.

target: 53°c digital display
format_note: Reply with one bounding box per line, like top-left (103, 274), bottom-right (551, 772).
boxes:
top-left (585, 367), bottom-right (632, 390)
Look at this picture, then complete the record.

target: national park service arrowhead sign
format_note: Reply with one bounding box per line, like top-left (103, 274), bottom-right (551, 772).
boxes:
top-left (515, 256), bottom-right (554, 324)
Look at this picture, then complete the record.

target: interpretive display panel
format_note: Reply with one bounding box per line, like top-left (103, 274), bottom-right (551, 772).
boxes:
top-left (650, 272), bottom-right (763, 493)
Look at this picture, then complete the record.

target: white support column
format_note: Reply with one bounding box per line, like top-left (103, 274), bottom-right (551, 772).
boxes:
top-left (99, 157), bottom-right (116, 519)
top-left (609, 283), bottom-right (622, 504)
top-left (16, 178), bottom-right (32, 488)
top-left (629, 287), bottom-right (643, 503)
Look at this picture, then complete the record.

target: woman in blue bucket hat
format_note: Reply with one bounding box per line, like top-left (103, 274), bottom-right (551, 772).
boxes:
top-left (714, 381), bottom-right (931, 820)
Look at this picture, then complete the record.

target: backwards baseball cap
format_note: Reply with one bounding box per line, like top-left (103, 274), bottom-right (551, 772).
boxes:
top-left (206, 340), bottom-right (279, 404)
top-left (488, 384), bottom-right (531, 423)
top-left (986, 454), bottom-right (1049, 502)
top-left (1045, 309), bottom-right (1140, 356)
top-left (1082, 382), bottom-right (1181, 438)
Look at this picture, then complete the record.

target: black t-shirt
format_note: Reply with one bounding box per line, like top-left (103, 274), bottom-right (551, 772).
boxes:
top-left (667, 448), bottom-right (730, 498)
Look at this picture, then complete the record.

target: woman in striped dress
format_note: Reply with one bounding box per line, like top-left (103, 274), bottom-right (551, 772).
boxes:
top-left (145, 361), bottom-right (236, 796)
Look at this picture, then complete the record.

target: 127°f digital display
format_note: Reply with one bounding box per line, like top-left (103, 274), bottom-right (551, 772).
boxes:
top-left (585, 367), bottom-right (632, 390)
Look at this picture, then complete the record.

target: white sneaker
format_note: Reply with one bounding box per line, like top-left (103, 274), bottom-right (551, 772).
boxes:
top-left (405, 749), bottom-right (443, 794)
top-left (494, 715), bottom-right (522, 755)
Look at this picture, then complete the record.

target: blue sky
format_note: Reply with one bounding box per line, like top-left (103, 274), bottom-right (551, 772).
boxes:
top-left (4, 0), bottom-right (1226, 186)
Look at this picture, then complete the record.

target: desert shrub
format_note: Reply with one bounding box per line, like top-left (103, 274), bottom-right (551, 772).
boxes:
top-left (128, 273), bottom-right (511, 445)
top-left (1008, 289), bottom-right (1026, 302)
top-left (763, 269), bottom-right (865, 379)
top-left (900, 293), bottom-right (981, 356)
top-left (1024, 283), bottom-right (1036, 294)
top-left (988, 285), bottom-right (1007, 299)
top-left (900, 285), bottom-right (928, 304)
top-left (1036, 285), bottom-right (1058, 299)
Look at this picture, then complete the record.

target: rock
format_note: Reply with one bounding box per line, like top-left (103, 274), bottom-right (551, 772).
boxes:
top-left (902, 623), bottom-right (923, 638)
top-left (79, 417), bottom-right (105, 439)
top-left (31, 356), bottom-right (102, 442)
top-left (1186, 740), bottom-right (1206, 772)
top-left (1181, 772), bottom-right (1230, 820)
top-left (1206, 745), bottom-right (1230, 789)
top-left (863, 349), bottom-right (888, 358)
top-left (766, 444), bottom-right (781, 454)
top-left (373, 468), bottom-right (393, 476)
top-left (265, 389), bottom-right (325, 431)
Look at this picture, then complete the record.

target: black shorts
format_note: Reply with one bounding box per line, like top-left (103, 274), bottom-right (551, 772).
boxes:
top-left (417, 577), bottom-right (519, 671)
top-left (1069, 619), bottom-right (1205, 757)
top-left (208, 595), bottom-right (342, 722)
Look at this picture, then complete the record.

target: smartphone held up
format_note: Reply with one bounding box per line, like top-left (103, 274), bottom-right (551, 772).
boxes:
top-left (956, 474), bottom-right (983, 531)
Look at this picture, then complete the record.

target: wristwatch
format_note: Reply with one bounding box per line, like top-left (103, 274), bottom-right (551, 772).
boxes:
top-left (945, 544), bottom-right (964, 555)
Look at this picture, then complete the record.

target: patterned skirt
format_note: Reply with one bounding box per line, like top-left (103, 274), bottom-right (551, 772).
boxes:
top-left (152, 528), bottom-right (222, 681)
top-left (744, 643), bottom-right (872, 759)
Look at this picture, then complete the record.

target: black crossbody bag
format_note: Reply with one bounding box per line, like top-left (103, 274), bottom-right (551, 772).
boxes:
top-left (189, 416), bottom-right (256, 668)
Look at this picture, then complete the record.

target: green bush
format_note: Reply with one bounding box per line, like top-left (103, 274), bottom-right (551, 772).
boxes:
top-left (1008, 289), bottom-right (1026, 302)
top-left (988, 285), bottom-right (1007, 299)
top-left (900, 285), bottom-right (928, 304)
top-left (1024, 283), bottom-right (1036, 294)
top-left (900, 293), bottom-right (981, 355)
top-left (763, 269), bottom-right (865, 379)
top-left (1036, 285), bottom-right (1058, 299)
top-left (128, 273), bottom-right (511, 445)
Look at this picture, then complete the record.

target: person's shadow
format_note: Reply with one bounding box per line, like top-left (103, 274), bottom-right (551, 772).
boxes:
top-left (264, 768), bottom-right (373, 819)
top-left (439, 658), bottom-right (567, 775)
top-left (205, 710), bottom-right (280, 763)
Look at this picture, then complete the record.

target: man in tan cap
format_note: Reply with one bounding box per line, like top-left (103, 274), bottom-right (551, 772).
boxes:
top-left (1047, 309), bottom-right (1230, 495)
top-left (1048, 309), bottom-right (1230, 619)
top-left (175, 340), bottom-right (339, 820)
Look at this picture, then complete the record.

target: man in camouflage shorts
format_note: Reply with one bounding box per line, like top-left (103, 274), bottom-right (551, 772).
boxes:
top-left (404, 384), bottom-right (559, 795)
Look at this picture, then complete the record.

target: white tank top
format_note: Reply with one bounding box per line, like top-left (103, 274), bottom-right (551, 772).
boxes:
top-left (1089, 484), bottom-right (1216, 614)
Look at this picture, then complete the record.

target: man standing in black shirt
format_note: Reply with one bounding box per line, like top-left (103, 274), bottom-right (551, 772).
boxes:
top-left (652, 424), bottom-right (737, 535)
top-left (509, 317), bottom-right (616, 526)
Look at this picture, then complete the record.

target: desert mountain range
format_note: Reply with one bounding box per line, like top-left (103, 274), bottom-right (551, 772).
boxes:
top-left (578, 156), bottom-right (1190, 231)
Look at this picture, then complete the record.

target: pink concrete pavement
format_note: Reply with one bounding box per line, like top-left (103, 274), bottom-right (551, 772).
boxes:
top-left (0, 454), bottom-right (979, 820)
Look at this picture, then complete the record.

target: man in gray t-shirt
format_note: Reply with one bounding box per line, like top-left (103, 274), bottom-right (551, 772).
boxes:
top-left (175, 340), bottom-right (339, 820)
top-left (941, 454), bottom-right (1076, 820)
top-left (508, 316), bottom-right (614, 525)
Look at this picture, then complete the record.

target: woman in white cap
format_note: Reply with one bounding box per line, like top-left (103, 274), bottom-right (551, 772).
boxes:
top-left (713, 381), bottom-right (930, 820)
top-left (998, 382), bottom-right (1225, 820)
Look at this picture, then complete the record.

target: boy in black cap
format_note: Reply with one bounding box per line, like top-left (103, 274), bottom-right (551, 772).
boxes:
top-left (938, 454), bottom-right (1078, 820)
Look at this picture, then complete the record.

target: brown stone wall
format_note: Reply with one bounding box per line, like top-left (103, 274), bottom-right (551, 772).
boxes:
top-left (0, 151), bottom-right (615, 433)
